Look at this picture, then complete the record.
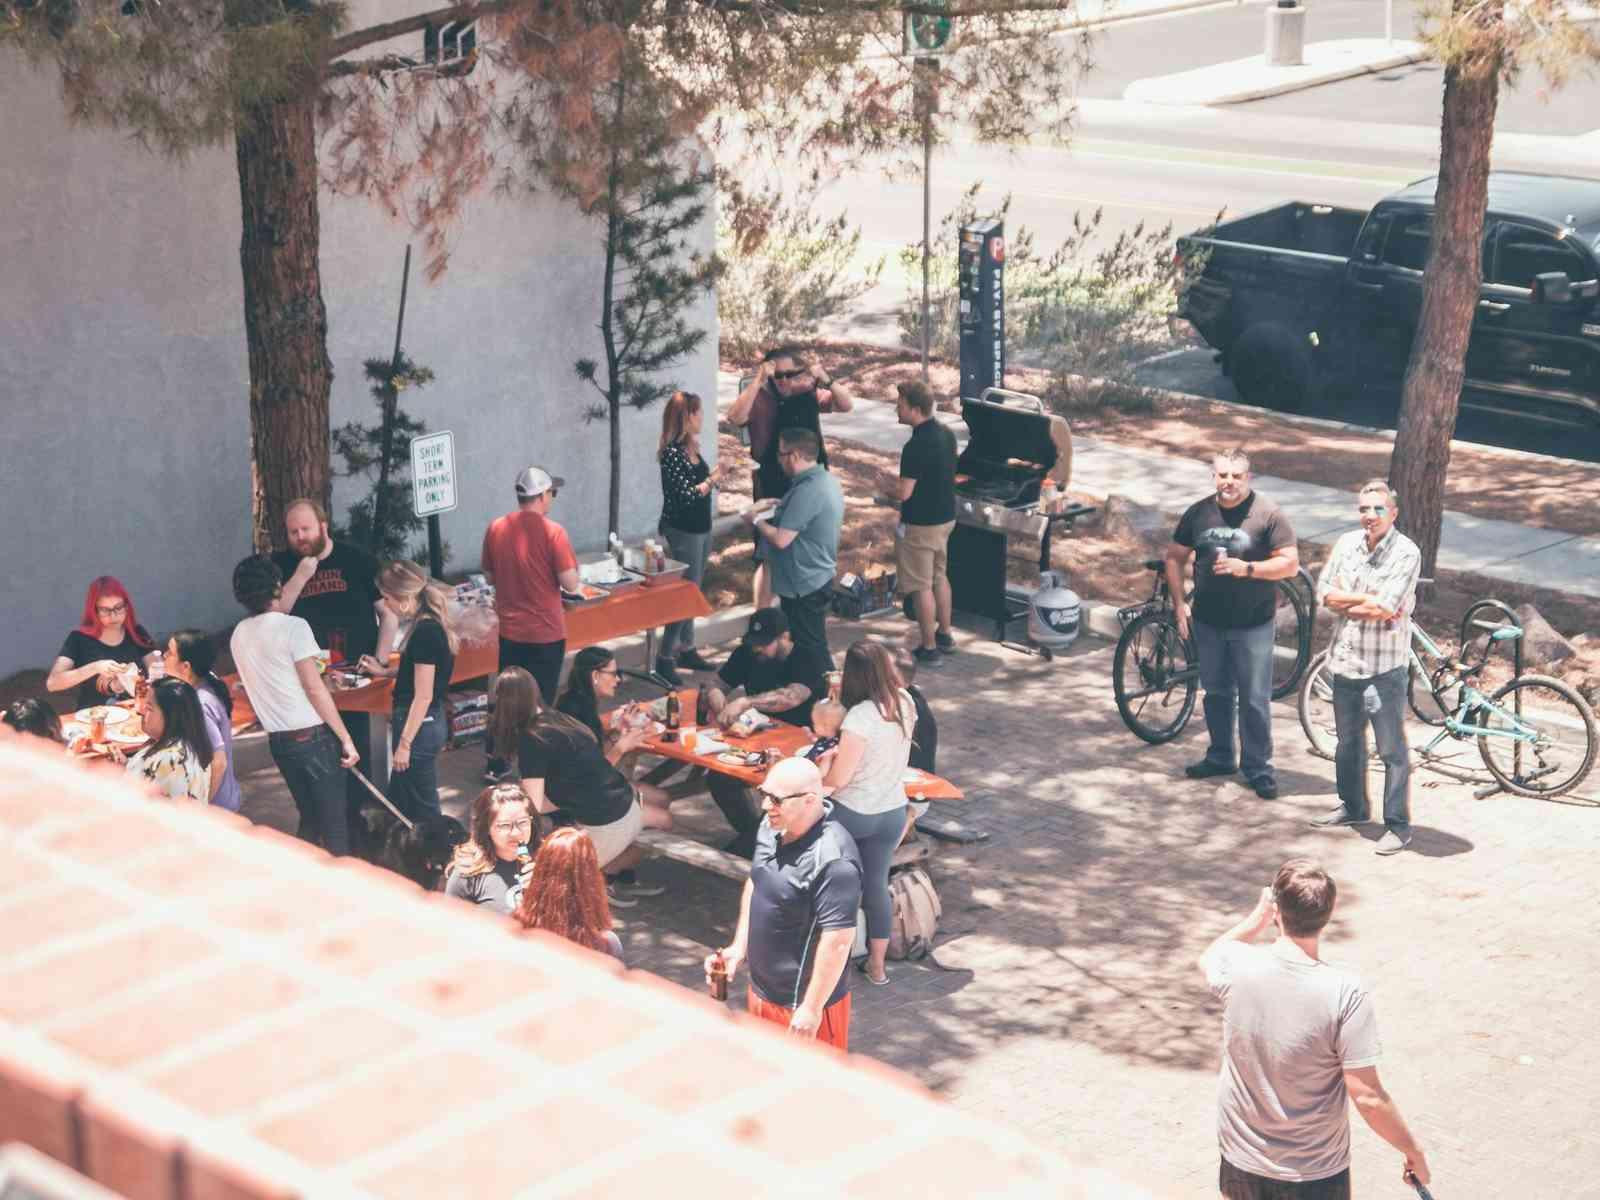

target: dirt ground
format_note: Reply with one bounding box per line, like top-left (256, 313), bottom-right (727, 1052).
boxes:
top-left (730, 342), bottom-right (1600, 537)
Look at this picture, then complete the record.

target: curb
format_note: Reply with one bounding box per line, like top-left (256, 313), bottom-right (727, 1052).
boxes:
top-left (1124, 41), bottom-right (1426, 106)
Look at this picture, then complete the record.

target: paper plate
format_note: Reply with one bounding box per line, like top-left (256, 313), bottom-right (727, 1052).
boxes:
top-left (74, 706), bottom-right (132, 727)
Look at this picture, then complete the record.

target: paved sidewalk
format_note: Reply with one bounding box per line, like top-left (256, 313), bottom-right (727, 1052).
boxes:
top-left (718, 371), bottom-right (1600, 598)
top-left (1125, 38), bottom-right (1426, 106)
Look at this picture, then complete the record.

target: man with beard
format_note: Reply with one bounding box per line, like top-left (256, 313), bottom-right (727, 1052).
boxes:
top-left (1166, 449), bottom-right (1299, 800)
top-left (729, 346), bottom-right (854, 608)
top-left (272, 498), bottom-right (393, 828)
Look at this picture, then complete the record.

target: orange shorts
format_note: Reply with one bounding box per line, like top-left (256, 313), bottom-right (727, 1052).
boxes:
top-left (746, 988), bottom-right (852, 1052)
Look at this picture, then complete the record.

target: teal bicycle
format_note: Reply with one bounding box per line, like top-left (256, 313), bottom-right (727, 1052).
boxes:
top-left (1299, 599), bottom-right (1597, 798)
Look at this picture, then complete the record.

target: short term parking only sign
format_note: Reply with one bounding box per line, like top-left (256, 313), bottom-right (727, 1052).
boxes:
top-left (411, 431), bottom-right (457, 517)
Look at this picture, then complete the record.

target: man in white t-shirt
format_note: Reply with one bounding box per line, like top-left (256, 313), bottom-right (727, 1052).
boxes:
top-left (1199, 859), bottom-right (1430, 1199)
top-left (230, 556), bottom-right (360, 855)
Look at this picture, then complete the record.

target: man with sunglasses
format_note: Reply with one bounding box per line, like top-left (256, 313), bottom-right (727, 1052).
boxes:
top-left (480, 466), bottom-right (580, 771)
top-left (1311, 480), bottom-right (1422, 855)
top-left (730, 346), bottom-right (855, 608)
top-left (704, 756), bottom-right (863, 1049)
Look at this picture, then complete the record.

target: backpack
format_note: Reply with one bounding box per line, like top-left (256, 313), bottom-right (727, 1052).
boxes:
top-left (887, 865), bottom-right (942, 961)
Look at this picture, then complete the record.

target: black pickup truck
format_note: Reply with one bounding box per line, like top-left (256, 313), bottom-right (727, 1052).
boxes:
top-left (1177, 172), bottom-right (1600, 442)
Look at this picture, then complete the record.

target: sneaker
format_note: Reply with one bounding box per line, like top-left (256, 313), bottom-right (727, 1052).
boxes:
top-left (912, 645), bottom-right (941, 665)
top-left (1184, 760), bottom-right (1236, 779)
top-left (1310, 807), bottom-right (1368, 828)
top-left (654, 658), bottom-right (683, 687)
top-left (1250, 777), bottom-right (1280, 800)
top-left (935, 630), bottom-right (956, 654)
top-left (609, 875), bottom-right (666, 899)
top-left (604, 883), bottom-right (639, 909)
top-left (676, 648), bottom-right (718, 672)
top-left (1375, 830), bottom-right (1411, 856)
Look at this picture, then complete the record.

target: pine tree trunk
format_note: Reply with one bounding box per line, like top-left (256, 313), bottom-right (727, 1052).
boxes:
top-left (235, 90), bottom-right (335, 554)
top-left (1388, 21), bottom-right (1501, 577)
top-left (601, 76), bottom-right (627, 538)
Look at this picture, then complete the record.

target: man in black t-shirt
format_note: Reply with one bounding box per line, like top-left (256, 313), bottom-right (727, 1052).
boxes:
top-left (704, 757), bottom-right (862, 1049)
top-left (702, 608), bottom-right (830, 856)
top-left (1167, 449), bottom-right (1299, 799)
top-left (882, 381), bottom-right (958, 664)
top-left (272, 498), bottom-right (396, 827)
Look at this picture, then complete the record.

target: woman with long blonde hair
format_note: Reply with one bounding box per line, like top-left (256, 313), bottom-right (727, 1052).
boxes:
top-left (358, 560), bottom-right (459, 819)
top-left (654, 390), bottom-right (719, 683)
top-left (514, 827), bottom-right (623, 961)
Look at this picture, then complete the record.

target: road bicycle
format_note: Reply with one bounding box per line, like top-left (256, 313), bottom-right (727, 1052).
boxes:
top-left (1298, 599), bottom-right (1597, 798)
top-left (1112, 557), bottom-right (1314, 744)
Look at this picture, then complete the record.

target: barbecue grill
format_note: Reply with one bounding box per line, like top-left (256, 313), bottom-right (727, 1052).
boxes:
top-left (948, 388), bottom-right (1095, 657)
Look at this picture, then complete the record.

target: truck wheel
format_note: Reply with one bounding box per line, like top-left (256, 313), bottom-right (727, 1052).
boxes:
top-left (1231, 323), bottom-right (1315, 413)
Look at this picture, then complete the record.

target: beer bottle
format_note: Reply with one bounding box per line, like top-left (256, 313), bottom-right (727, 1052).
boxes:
top-left (695, 686), bottom-right (710, 726)
top-left (708, 950), bottom-right (729, 1001)
top-left (664, 690), bottom-right (680, 741)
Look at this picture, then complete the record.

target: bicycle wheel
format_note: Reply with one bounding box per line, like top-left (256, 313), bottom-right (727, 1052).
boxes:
top-left (1298, 651), bottom-right (1340, 760)
top-left (1475, 674), bottom-right (1598, 798)
top-left (1271, 576), bottom-right (1312, 700)
top-left (1113, 611), bottom-right (1198, 744)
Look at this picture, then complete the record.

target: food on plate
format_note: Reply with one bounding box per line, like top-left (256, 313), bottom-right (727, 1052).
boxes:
top-left (77, 706), bottom-right (132, 727)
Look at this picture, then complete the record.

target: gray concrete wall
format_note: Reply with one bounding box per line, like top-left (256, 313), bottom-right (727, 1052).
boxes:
top-left (0, 13), bottom-right (717, 682)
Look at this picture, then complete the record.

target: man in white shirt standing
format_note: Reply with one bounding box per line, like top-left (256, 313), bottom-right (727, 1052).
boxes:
top-left (1200, 859), bottom-right (1430, 1200)
top-left (230, 556), bottom-right (361, 855)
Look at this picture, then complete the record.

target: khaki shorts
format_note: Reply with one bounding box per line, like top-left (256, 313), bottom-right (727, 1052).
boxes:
top-left (582, 792), bottom-right (644, 870)
top-left (896, 520), bottom-right (955, 594)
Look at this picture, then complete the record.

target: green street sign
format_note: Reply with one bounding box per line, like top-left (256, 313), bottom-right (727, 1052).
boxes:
top-left (903, 0), bottom-right (952, 54)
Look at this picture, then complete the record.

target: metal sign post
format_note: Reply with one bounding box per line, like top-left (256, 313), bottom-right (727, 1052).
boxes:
top-left (410, 430), bottom-right (457, 578)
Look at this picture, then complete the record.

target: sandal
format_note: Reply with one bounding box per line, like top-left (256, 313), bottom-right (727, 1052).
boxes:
top-left (856, 958), bottom-right (889, 986)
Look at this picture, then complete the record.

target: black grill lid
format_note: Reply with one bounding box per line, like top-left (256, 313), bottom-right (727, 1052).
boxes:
top-left (958, 390), bottom-right (1058, 475)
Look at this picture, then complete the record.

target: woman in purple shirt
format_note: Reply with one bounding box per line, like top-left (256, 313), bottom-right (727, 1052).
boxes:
top-left (164, 630), bottom-right (242, 812)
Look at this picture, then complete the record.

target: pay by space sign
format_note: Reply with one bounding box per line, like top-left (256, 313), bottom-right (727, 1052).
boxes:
top-left (411, 431), bottom-right (458, 517)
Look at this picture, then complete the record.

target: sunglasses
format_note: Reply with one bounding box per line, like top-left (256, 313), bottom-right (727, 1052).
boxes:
top-left (773, 368), bottom-right (809, 381)
top-left (757, 788), bottom-right (812, 807)
top-left (1358, 505), bottom-right (1389, 515)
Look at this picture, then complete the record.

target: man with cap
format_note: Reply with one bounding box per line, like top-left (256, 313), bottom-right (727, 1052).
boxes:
top-left (481, 467), bottom-right (580, 765)
top-left (704, 755), bottom-right (863, 1050)
top-left (701, 608), bottom-right (831, 856)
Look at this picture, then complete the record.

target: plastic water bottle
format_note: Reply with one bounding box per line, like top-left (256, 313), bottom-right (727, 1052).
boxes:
top-left (609, 531), bottom-right (624, 565)
top-left (1363, 684), bottom-right (1382, 715)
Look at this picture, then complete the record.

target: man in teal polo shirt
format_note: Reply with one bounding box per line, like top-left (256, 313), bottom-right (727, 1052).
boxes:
top-left (745, 427), bottom-right (844, 664)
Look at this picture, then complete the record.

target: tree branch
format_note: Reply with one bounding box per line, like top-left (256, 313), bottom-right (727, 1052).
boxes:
top-left (325, 0), bottom-right (521, 61)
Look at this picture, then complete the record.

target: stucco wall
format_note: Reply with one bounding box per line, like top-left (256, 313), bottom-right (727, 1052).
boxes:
top-left (0, 12), bottom-right (717, 681)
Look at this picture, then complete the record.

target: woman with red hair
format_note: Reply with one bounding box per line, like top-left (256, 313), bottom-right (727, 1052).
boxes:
top-left (513, 828), bottom-right (624, 962)
top-left (47, 576), bottom-right (156, 711)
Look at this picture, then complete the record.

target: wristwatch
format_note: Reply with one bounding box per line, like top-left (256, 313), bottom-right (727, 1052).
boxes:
top-left (1246, 562), bottom-right (1255, 578)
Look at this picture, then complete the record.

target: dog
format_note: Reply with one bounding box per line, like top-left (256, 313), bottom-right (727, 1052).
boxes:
top-left (353, 802), bottom-right (468, 891)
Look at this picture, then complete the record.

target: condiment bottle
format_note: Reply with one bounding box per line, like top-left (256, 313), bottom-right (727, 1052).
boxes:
top-left (664, 690), bottom-right (680, 741)
top-left (708, 951), bottom-right (729, 1001)
top-left (695, 687), bottom-right (710, 726)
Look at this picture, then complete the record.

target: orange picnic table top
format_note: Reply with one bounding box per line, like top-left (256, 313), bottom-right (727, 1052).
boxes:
top-left (228, 580), bottom-right (711, 727)
top-left (629, 694), bottom-right (963, 802)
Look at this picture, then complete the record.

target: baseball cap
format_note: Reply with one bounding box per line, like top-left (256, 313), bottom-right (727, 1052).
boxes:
top-left (514, 466), bottom-right (565, 498)
top-left (743, 607), bottom-right (788, 647)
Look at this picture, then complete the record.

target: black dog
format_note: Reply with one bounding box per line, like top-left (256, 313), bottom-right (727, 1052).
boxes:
top-left (354, 803), bottom-right (468, 891)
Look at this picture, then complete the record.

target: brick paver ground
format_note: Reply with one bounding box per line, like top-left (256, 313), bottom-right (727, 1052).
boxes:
top-left (233, 616), bottom-right (1600, 1198)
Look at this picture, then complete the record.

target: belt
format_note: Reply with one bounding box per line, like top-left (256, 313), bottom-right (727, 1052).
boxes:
top-left (268, 725), bottom-right (326, 743)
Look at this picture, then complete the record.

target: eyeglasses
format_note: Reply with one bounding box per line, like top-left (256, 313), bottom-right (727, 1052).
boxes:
top-left (491, 818), bottom-right (534, 834)
top-left (773, 368), bottom-right (808, 381)
top-left (757, 788), bottom-right (813, 808)
top-left (1358, 505), bottom-right (1389, 515)
top-left (96, 603), bottom-right (127, 617)
top-left (596, 666), bottom-right (620, 678)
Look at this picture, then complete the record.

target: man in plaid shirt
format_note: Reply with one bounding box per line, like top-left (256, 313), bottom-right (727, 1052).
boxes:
top-left (1311, 480), bottom-right (1422, 855)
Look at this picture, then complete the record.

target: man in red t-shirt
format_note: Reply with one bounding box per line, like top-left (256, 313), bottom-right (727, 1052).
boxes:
top-left (481, 466), bottom-right (580, 719)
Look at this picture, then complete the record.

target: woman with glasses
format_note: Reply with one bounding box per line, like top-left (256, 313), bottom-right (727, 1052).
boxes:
top-left (117, 678), bottom-right (214, 804)
top-left (47, 576), bottom-right (156, 711)
top-left (445, 783), bottom-right (541, 913)
top-left (513, 827), bottom-right (624, 963)
top-left (357, 561), bottom-right (458, 820)
top-left (820, 640), bottom-right (915, 987)
top-left (654, 390), bottom-right (720, 685)
top-left (489, 666), bottom-right (669, 907)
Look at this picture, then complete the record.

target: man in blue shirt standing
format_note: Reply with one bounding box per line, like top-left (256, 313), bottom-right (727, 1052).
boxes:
top-left (746, 427), bottom-right (844, 665)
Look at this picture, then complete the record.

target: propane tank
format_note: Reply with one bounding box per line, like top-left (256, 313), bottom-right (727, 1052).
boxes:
top-left (1028, 570), bottom-right (1082, 649)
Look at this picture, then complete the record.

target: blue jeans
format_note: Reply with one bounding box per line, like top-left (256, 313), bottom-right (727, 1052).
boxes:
top-left (831, 803), bottom-right (908, 940)
top-left (1193, 617), bottom-right (1276, 784)
top-left (1331, 666), bottom-right (1411, 834)
top-left (658, 524), bottom-right (710, 661)
top-left (388, 703), bottom-right (447, 821)
top-left (269, 725), bottom-right (349, 856)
